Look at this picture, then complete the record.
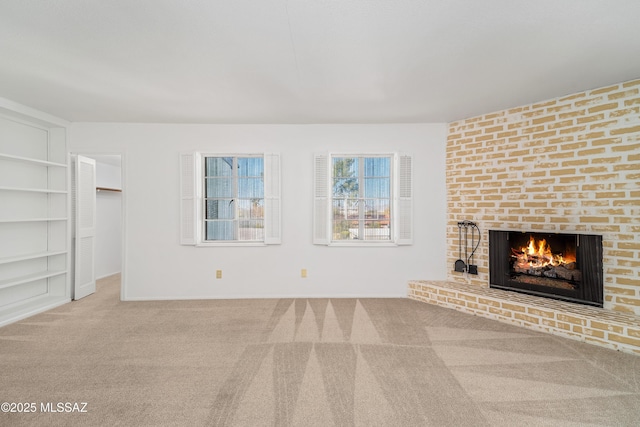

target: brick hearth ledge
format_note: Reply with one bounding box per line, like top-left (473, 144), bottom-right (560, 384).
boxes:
top-left (408, 280), bottom-right (640, 356)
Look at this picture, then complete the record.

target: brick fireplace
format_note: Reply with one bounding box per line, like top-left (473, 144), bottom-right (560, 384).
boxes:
top-left (408, 78), bottom-right (640, 355)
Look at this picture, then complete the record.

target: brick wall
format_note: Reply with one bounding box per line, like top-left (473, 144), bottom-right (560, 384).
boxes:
top-left (446, 79), bottom-right (640, 315)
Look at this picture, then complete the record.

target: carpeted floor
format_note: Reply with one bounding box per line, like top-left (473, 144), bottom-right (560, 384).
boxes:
top-left (1, 274), bottom-right (639, 426)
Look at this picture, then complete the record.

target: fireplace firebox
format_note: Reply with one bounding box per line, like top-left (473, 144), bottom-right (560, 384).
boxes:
top-left (489, 231), bottom-right (603, 307)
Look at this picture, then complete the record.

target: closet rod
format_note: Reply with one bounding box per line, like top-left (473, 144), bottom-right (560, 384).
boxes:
top-left (96, 187), bottom-right (122, 193)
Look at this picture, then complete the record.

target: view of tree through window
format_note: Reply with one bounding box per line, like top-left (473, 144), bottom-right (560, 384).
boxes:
top-left (331, 156), bottom-right (391, 241)
top-left (204, 156), bottom-right (264, 241)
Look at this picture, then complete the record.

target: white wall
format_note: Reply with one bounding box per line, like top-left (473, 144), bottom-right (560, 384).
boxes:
top-left (70, 123), bottom-right (448, 300)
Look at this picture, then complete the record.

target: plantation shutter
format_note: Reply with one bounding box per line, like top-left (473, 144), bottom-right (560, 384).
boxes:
top-left (180, 152), bottom-right (198, 245)
top-left (264, 153), bottom-right (281, 244)
top-left (313, 153), bottom-right (330, 245)
top-left (396, 153), bottom-right (413, 245)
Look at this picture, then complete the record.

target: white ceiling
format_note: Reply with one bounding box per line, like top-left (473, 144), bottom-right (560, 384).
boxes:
top-left (1, 0), bottom-right (639, 124)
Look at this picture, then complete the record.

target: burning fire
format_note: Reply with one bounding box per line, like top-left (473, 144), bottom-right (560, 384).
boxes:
top-left (513, 236), bottom-right (575, 269)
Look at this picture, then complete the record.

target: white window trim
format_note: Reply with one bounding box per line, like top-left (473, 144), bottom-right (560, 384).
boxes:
top-left (180, 152), bottom-right (281, 247)
top-left (313, 152), bottom-right (413, 246)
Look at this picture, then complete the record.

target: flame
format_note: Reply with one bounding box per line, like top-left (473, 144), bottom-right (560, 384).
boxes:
top-left (515, 236), bottom-right (575, 268)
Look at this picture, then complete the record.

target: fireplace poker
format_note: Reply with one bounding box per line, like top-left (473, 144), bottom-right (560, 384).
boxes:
top-left (454, 222), bottom-right (466, 272)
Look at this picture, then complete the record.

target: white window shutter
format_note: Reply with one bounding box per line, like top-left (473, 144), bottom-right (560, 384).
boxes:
top-left (180, 152), bottom-right (198, 245)
top-left (313, 153), bottom-right (330, 245)
top-left (264, 153), bottom-right (281, 244)
top-left (396, 153), bottom-right (413, 245)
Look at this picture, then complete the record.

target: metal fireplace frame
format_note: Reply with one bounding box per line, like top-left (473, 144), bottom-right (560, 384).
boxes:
top-left (489, 230), bottom-right (603, 307)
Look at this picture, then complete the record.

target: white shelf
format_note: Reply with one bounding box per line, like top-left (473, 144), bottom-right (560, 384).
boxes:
top-left (0, 152), bottom-right (67, 168)
top-left (0, 251), bottom-right (67, 265)
top-left (0, 217), bottom-right (67, 223)
top-left (0, 270), bottom-right (66, 291)
top-left (0, 186), bottom-right (67, 194)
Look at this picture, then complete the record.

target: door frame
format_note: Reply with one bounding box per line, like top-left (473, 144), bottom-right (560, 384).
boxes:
top-left (72, 151), bottom-right (126, 301)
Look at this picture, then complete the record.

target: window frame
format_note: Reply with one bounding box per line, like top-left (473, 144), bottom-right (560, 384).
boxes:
top-left (313, 152), bottom-right (413, 247)
top-left (330, 154), bottom-right (393, 244)
top-left (180, 152), bottom-right (281, 247)
top-left (203, 154), bottom-right (265, 243)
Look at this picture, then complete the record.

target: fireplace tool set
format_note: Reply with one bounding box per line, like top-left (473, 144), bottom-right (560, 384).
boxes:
top-left (454, 220), bottom-right (480, 275)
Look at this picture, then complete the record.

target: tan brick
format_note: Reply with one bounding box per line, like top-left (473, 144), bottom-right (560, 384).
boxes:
top-left (577, 147), bottom-right (607, 156)
top-left (616, 277), bottom-right (640, 288)
top-left (559, 126), bottom-right (588, 135)
top-left (610, 107), bottom-right (640, 117)
top-left (622, 79), bottom-right (640, 88)
top-left (562, 159), bottom-right (589, 167)
top-left (580, 166), bottom-right (610, 174)
top-left (561, 142), bottom-right (588, 150)
top-left (613, 163), bottom-right (640, 171)
top-left (557, 314), bottom-right (587, 326)
top-left (489, 307), bottom-right (513, 317)
top-left (508, 149), bottom-right (531, 157)
top-left (590, 84), bottom-right (620, 95)
top-left (583, 328), bottom-right (606, 339)
top-left (560, 108), bottom-right (586, 120)
top-left (608, 88), bottom-right (639, 100)
top-left (527, 307), bottom-right (556, 318)
top-left (590, 321), bottom-right (624, 333)
top-left (577, 113), bottom-right (605, 124)
top-left (592, 156), bottom-right (622, 164)
top-left (618, 242), bottom-right (640, 250)
top-left (474, 134), bottom-right (496, 142)
top-left (483, 125), bottom-right (504, 133)
top-left (592, 137), bottom-right (623, 146)
top-left (608, 333), bottom-right (640, 348)
top-left (478, 298), bottom-right (500, 307)
top-left (580, 216), bottom-right (610, 223)
top-left (611, 125), bottom-right (640, 135)
top-left (588, 102), bottom-right (618, 114)
top-left (501, 302), bottom-right (526, 312)
top-left (478, 119), bottom-right (495, 127)
top-left (561, 92), bottom-right (587, 102)
top-left (595, 191), bottom-right (626, 199)
top-left (514, 313), bottom-right (540, 324)
top-left (522, 170), bottom-right (547, 178)
top-left (447, 297), bottom-right (468, 306)
top-left (531, 145), bottom-right (559, 155)
top-left (610, 304), bottom-right (637, 314)
top-left (532, 114), bottom-right (557, 125)
top-left (550, 168), bottom-right (577, 176)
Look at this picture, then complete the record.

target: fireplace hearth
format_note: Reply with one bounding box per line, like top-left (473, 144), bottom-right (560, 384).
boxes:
top-left (489, 231), bottom-right (603, 307)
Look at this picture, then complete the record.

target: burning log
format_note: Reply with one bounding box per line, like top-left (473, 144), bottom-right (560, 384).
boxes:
top-left (553, 265), bottom-right (581, 282)
top-left (510, 234), bottom-right (581, 285)
top-left (513, 264), bottom-right (581, 282)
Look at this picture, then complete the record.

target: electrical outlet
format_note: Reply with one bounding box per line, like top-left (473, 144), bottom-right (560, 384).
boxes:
top-left (216, 270), bottom-right (222, 279)
top-left (301, 269), bottom-right (307, 278)
top-left (468, 265), bottom-right (478, 275)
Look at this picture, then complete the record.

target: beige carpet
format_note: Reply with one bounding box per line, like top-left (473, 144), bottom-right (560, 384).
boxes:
top-left (1, 275), bottom-right (639, 426)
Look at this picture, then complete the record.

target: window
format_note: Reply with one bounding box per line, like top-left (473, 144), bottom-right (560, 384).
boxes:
top-left (204, 156), bottom-right (264, 241)
top-left (314, 153), bottom-right (413, 245)
top-left (331, 156), bottom-right (391, 241)
top-left (180, 152), bottom-right (280, 245)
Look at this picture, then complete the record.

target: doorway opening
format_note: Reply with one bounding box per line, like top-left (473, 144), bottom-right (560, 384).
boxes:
top-left (73, 153), bottom-right (124, 300)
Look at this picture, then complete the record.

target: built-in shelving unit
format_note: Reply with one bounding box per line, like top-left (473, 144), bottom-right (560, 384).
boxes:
top-left (0, 105), bottom-right (70, 327)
